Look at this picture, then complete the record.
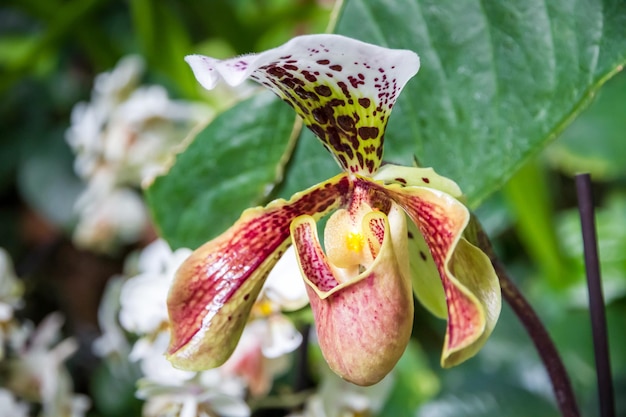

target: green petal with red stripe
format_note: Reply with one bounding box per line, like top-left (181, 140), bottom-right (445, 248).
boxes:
top-left (406, 219), bottom-right (447, 319)
top-left (380, 182), bottom-right (501, 367)
top-left (185, 34), bottom-right (420, 175)
top-left (166, 174), bottom-right (351, 370)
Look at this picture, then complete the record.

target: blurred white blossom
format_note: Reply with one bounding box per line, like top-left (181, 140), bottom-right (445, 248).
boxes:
top-left (111, 239), bottom-right (247, 415)
top-left (92, 277), bottom-right (130, 358)
top-left (263, 246), bottom-right (309, 312)
top-left (119, 239), bottom-right (192, 335)
top-left (73, 180), bottom-right (148, 254)
top-left (0, 248), bottom-right (23, 323)
top-left (132, 330), bottom-right (250, 417)
top-left (222, 317), bottom-right (299, 397)
top-left (5, 313), bottom-right (90, 417)
top-left (137, 370), bottom-right (250, 417)
top-left (131, 331), bottom-right (196, 386)
top-left (66, 56), bottom-right (145, 181)
top-left (102, 84), bottom-right (208, 186)
top-left (0, 388), bottom-right (29, 417)
top-left (0, 248), bottom-right (23, 359)
top-left (0, 249), bottom-right (82, 417)
top-left (66, 56), bottom-right (211, 254)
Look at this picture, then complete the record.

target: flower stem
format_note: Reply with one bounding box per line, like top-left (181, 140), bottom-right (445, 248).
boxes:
top-left (467, 217), bottom-right (580, 417)
top-left (495, 262), bottom-right (580, 417)
top-left (575, 173), bottom-right (615, 417)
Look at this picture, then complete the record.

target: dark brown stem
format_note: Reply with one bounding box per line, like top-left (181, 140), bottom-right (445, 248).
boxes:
top-left (576, 173), bottom-right (615, 417)
top-left (467, 217), bottom-right (580, 417)
top-left (495, 262), bottom-right (580, 417)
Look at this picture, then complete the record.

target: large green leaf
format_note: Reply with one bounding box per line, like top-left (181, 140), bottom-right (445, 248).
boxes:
top-left (335, 0), bottom-right (626, 206)
top-left (149, 0), bottom-right (626, 248)
top-left (147, 91), bottom-right (297, 249)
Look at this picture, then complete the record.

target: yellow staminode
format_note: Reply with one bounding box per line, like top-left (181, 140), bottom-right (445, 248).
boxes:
top-left (346, 231), bottom-right (364, 253)
top-left (253, 298), bottom-right (275, 317)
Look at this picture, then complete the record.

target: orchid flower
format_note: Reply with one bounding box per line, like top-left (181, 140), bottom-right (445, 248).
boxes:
top-left (167, 34), bottom-right (501, 386)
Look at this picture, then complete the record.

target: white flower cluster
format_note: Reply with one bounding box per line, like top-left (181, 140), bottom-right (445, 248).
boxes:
top-left (95, 239), bottom-right (310, 417)
top-left (65, 56), bottom-right (211, 254)
top-left (0, 249), bottom-right (90, 417)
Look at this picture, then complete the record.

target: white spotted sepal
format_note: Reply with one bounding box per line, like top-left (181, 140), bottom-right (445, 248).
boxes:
top-left (290, 192), bottom-right (413, 386)
top-left (185, 34), bottom-right (420, 176)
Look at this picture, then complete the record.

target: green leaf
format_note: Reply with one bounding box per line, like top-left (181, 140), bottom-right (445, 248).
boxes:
top-left (267, 128), bottom-right (340, 201)
top-left (547, 70), bottom-right (626, 180)
top-left (555, 192), bottom-right (626, 303)
top-left (16, 128), bottom-right (83, 229)
top-left (91, 359), bottom-right (143, 417)
top-left (502, 160), bottom-right (569, 287)
top-left (378, 341), bottom-right (439, 417)
top-left (147, 92), bottom-right (297, 249)
top-left (0, 0), bottom-right (107, 92)
top-left (130, 0), bottom-right (197, 97)
top-left (337, 0), bottom-right (626, 207)
top-left (417, 305), bottom-right (561, 417)
top-left (150, 0), bottom-right (626, 247)
top-left (277, 0), bottom-right (626, 205)
top-left (416, 385), bottom-right (558, 417)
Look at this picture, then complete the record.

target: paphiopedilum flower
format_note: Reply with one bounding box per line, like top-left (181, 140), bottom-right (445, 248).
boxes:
top-left (167, 34), bottom-right (501, 386)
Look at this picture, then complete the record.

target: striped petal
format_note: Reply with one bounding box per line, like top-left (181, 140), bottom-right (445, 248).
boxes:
top-left (166, 174), bottom-right (351, 370)
top-left (407, 219), bottom-right (447, 319)
top-left (185, 34), bottom-right (420, 175)
top-left (290, 199), bottom-right (412, 386)
top-left (374, 164), bottom-right (460, 319)
top-left (378, 181), bottom-right (501, 367)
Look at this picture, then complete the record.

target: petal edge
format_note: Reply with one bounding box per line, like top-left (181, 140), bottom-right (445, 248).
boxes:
top-left (380, 182), bottom-right (500, 366)
top-left (166, 174), bottom-right (351, 370)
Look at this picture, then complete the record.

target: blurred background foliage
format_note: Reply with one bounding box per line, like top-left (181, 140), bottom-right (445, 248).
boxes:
top-left (1, 0), bottom-right (625, 416)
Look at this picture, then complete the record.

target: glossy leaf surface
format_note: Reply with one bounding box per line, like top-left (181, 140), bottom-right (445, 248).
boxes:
top-left (148, 91), bottom-right (297, 249)
top-left (149, 0), bottom-right (626, 248)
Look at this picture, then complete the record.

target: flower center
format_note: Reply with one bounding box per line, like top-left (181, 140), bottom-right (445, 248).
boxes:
top-left (323, 201), bottom-right (380, 288)
top-left (346, 231), bottom-right (364, 253)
